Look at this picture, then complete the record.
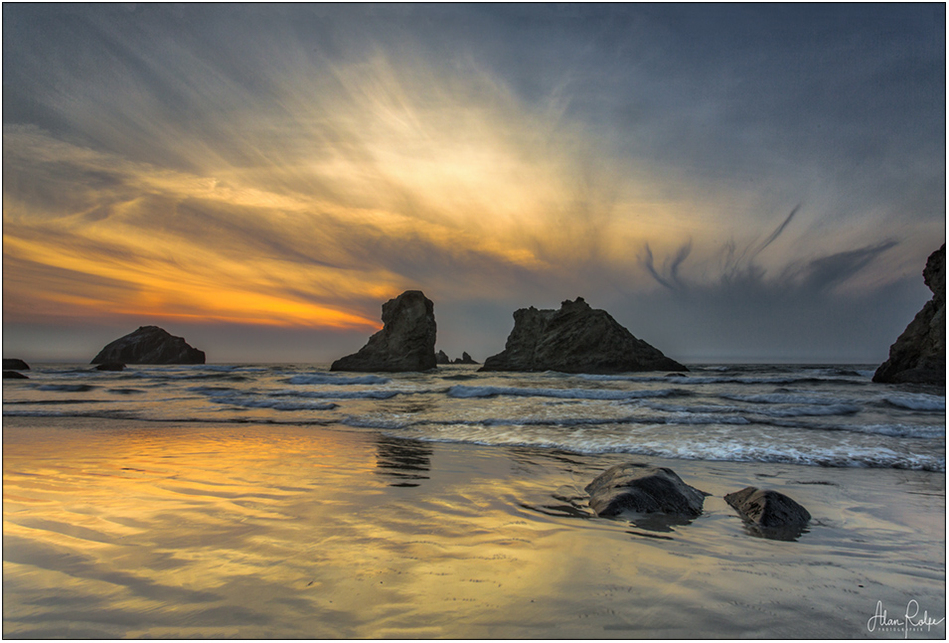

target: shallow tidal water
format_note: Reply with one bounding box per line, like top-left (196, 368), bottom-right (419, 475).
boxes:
top-left (3, 416), bottom-right (945, 639)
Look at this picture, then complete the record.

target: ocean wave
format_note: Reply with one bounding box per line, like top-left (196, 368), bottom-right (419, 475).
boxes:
top-left (720, 392), bottom-right (853, 405)
top-left (839, 423), bottom-right (946, 439)
top-left (447, 385), bottom-right (686, 400)
top-left (644, 400), bottom-right (861, 418)
top-left (578, 373), bottom-right (866, 386)
top-left (273, 388), bottom-right (406, 400)
top-left (286, 374), bottom-right (391, 386)
top-left (126, 371), bottom-right (250, 382)
top-left (882, 393), bottom-right (946, 412)
top-left (216, 398), bottom-right (339, 411)
top-left (188, 385), bottom-right (408, 401)
top-left (36, 384), bottom-right (98, 392)
top-left (395, 430), bottom-right (945, 471)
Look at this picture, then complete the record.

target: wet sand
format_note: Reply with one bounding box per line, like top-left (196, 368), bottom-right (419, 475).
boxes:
top-left (3, 416), bottom-right (945, 638)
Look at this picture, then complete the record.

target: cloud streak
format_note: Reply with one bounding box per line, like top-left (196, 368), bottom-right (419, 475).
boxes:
top-left (2, 4), bottom-right (944, 362)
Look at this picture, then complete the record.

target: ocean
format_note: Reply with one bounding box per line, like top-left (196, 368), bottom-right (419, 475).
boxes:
top-left (3, 362), bottom-right (945, 471)
top-left (3, 362), bottom-right (946, 638)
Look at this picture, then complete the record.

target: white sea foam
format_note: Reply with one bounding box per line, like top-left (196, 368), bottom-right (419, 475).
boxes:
top-left (447, 385), bottom-right (682, 400)
top-left (286, 374), bottom-right (392, 386)
top-left (397, 427), bottom-right (945, 471)
top-left (219, 398), bottom-right (339, 411)
top-left (720, 392), bottom-right (851, 405)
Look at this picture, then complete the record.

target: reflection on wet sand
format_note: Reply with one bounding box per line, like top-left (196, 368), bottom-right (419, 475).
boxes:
top-left (374, 436), bottom-right (433, 487)
top-left (3, 417), bottom-right (945, 639)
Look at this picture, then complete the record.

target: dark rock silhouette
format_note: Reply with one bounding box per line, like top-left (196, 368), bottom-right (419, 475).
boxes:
top-left (453, 352), bottom-right (478, 364)
top-left (331, 290), bottom-right (437, 372)
top-left (3, 370), bottom-right (29, 379)
top-left (725, 486), bottom-right (811, 540)
top-left (436, 350), bottom-right (451, 365)
top-left (874, 244), bottom-right (945, 384)
top-left (94, 362), bottom-right (126, 371)
top-left (3, 358), bottom-right (30, 371)
top-left (91, 326), bottom-right (205, 364)
top-left (481, 297), bottom-right (686, 373)
top-left (585, 463), bottom-right (708, 518)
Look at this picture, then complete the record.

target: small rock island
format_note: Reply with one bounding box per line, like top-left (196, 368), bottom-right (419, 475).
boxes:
top-left (480, 297), bottom-right (686, 373)
top-left (331, 290), bottom-right (437, 372)
top-left (91, 326), bottom-right (206, 365)
top-left (873, 244), bottom-right (945, 384)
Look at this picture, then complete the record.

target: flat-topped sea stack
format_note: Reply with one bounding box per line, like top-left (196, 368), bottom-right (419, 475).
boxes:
top-left (480, 297), bottom-right (686, 374)
top-left (91, 326), bottom-right (205, 365)
top-left (873, 244), bottom-right (945, 385)
top-left (331, 290), bottom-right (437, 372)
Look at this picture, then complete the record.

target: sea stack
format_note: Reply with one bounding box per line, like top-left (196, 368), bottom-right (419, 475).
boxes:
top-left (3, 358), bottom-right (30, 371)
top-left (480, 297), bottom-right (686, 373)
top-left (453, 352), bottom-right (478, 365)
top-left (873, 245), bottom-right (945, 384)
top-left (91, 326), bottom-right (205, 365)
top-left (331, 290), bottom-right (437, 372)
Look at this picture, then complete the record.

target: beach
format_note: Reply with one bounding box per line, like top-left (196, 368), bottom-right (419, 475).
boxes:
top-left (3, 413), bottom-right (945, 639)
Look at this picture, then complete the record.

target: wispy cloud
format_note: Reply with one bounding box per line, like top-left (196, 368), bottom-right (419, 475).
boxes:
top-left (2, 4), bottom-right (943, 362)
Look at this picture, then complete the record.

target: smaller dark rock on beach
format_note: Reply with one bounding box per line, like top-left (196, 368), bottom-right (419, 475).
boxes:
top-left (585, 463), bottom-right (708, 518)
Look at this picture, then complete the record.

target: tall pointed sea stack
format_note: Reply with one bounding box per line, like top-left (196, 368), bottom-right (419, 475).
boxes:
top-left (91, 326), bottom-right (205, 364)
top-left (873, 244), bottom-right (945, 384)
top-left (480, 297), bottom-right (686, 374)
top-left (331, 290), bottom-right (437, 372)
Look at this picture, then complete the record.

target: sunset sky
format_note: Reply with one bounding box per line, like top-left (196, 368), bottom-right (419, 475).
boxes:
top-left (3, 4), bottom-right (945, 364)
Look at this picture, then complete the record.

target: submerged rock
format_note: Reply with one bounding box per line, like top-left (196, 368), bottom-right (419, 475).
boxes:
top-left (873, 245), bottom-right (945, 384)
top-left (453, 352), bottom-right (478, 364)
top-left (481, 297), bottom-right (686, 373)
top-left (724, 486), bottom-right (811, 540)
top-left (3, 358), bottom-right (30, 371)
top-left (3, 370), bottom-right (29, 379)
top-left (94, 361), bottom-right (126, 371)
top-left (436, 350), bottom-right (451, 365)
top-left (585, 462), bottom-right (708, 518)
top-left (91, 326), bottom-right (205, 365)
top-left (331, 290), bottom-right (437, 372)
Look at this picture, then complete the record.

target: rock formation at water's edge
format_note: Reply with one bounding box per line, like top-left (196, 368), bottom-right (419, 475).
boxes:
top-left (873, 245), bottom-right (945, 384)
top-left (480, 297), bottom-right (686, 373)
top-left (586, 463), bottom-right (708, 518)
top-left (92, 326), bottom-right (205, 364)
top-left (331, 290), bottom-right (437, 372)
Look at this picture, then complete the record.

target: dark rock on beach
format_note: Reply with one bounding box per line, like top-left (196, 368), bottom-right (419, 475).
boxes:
top-left (94, 362), bottom-right (126, 371)
top-left (453, 352), bottom-right (478, 364)
top-left (481, 297), bottom-right (686, 373)
top-left (585, 463), bottom-right (708, 518)
top-left (4, 358), bottom-right (30, 371)
top-left (91, 326), bottom-right (206, 365)
top-left (436, 350), bottom-right (451, 365)
top-left (331, 290), bottom-right (437, 372)
top-left (725, 486), bottom-right (811, 540)
top-left (3, 370), bottom-right (29, 379)
top-left (873, 244), bottom-right (945, 385)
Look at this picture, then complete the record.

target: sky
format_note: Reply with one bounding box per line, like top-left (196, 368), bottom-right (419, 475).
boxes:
top-left (2, 3), bottom-right (945, 364)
